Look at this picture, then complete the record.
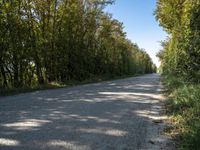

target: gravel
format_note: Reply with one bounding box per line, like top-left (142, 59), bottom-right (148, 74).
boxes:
top-left (0, 74), bottom-right (173, 150)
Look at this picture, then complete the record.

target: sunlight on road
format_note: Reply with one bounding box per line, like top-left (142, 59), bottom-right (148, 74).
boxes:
top-left (47, 140), bottom-right (89, 150)
top-left (0, 74), bottom-right (171, 150)
top-left (78, 128), bottom-right (128, 137)
top-left (135, 110), bottom-right (167, 120)
top-left (99, 92), bottom-right (163, 103)
top-left (0, 138), bottom-right (20, 146)
top-left (1, 119), bottom-right (51, 130)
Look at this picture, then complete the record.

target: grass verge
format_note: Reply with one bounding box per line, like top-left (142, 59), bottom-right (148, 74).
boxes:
top-left (163, 75), bottom-right (200, 150)
top-left (0, 74), bottom-right (142, 97)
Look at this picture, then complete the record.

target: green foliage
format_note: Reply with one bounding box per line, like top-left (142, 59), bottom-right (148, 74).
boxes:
top-left (164, 75), bottom-right (185, 91)
top-left (0, 0), bottom-right (156, 89)
top-left (155, 0), bottom-right (200, 83)
top-left (165, 76), bottom-right (200, 149)
top-left (156, 1), bottom-right (200, 147)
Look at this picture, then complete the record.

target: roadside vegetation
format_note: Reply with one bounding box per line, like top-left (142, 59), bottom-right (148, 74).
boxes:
top-left (0, 0), bottom-right (156, 95)
top-left (155, 0), bottom-right (200, 149)
top-left (164, 75), bottom-right (200, 149)
top-left (0, 74), bottom-right (141, 96)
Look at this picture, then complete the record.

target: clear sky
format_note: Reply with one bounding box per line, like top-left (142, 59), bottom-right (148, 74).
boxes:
top-left (104, 0), bottom-right (167, 67)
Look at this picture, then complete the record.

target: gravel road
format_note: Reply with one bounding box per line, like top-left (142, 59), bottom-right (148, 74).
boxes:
top-left (0, 74), bottom-right (172, 150)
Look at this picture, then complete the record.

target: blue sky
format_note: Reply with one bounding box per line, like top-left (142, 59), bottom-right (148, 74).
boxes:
top-left (104, 0), bottom-right (167, 67)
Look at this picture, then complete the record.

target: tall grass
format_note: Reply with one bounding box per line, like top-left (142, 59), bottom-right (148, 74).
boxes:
top-left (164, 75), bottom-right (200, 149)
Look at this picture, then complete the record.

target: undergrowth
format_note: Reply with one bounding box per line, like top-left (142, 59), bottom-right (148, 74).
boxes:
top-left (0, 74), bottom-right (141, 96)
top-left (164, 75), bottom-right (200, 150)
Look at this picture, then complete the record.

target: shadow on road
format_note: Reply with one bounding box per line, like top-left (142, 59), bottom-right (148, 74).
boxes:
top-left (0, 74), bottom-right (167, 150)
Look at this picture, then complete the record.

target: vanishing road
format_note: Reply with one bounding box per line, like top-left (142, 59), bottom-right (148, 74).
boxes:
top-left (0, 74), bottom-right (171, 150)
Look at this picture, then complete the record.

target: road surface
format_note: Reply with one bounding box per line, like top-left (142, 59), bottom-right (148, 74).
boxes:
top-left (0, 74), bottom-right (172, 150)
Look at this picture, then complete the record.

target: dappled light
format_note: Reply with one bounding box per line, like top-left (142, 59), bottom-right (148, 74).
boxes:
top-left (77, 128), bottom-right (128, 137)
top-left (99, 92), bottom-right (163, 101)
top-left (134, 110), bottom-right (167, 121)
top-left (1, 119), bottom-right (52, 131)
top-left (47, 140), bottom-right (89, 150)
top-left (0, 74), bottom-right (170, 149)
top-left (1, 0), bottom-right (198, 148)
top-left (0, 138), bottom-right (20, 146)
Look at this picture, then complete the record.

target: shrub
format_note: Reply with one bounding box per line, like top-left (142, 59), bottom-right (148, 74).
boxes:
top-left (165, 75), bottom-right (200, 149)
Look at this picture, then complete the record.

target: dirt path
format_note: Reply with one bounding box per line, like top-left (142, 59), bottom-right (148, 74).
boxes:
top-left (0, 74), bottom-right (172, 150)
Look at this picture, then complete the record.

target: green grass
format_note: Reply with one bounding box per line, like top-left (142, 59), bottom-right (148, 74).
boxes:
top-left (0, 83), bottom-right (65, 97)
top-left (164, 75), bottom-right (200, 150)
top-left (0, 74), bottom-right (142, 97)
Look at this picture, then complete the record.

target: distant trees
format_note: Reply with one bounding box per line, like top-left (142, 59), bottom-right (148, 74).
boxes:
top-left (155, 0), bottom-right (200, 82)
top-left (0, 0), bottom-right (155, 88)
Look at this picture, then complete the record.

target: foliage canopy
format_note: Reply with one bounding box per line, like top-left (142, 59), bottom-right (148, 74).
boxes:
top-left (0, 0), bottom-right (156, 88)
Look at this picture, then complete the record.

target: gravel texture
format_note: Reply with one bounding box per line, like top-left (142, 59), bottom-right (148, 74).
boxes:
top-left (0, 74), bottom-right (173, 150)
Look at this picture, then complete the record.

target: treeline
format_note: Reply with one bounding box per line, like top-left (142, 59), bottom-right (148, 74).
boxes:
top-left (0, 0), bottom-right (156, 89)
top-left (155, 1), bottom-right (200, 149)
top-left (155, 0), bottom-right (200, 82)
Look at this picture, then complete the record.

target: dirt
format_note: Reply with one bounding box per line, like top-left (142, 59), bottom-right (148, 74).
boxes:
top-left (0, 74), bottom-right (174, 150)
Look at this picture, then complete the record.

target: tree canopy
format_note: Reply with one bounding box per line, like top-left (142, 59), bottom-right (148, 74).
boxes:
top-left (0, 0), bottom-right (156, 88)
top-left (155, 0), bottom-right (200, 82)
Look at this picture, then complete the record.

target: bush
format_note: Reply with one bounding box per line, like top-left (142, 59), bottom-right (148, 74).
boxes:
top-left (170, 85), bottom-right (200, 112)
top-left (163, 75), bottom-right (185, 91)
top-left (165, 75), bottom-right (200, 149)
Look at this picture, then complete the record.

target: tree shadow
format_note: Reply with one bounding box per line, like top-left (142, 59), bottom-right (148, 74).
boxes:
top-left (0, 74), bottom-right (167, 150)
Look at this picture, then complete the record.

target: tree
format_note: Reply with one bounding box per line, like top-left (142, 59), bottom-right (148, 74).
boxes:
top-left (155, 0), bottom-right (200, 83)
top-left (0, 0), bottom-right (156, 89)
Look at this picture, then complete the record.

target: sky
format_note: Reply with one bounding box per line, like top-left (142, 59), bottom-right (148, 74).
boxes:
top-left (104, 0), bottom-right (167, 67)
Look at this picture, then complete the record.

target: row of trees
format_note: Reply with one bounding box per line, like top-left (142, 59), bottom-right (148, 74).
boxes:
top-left (0, 0), bottom-right (156, 88)
top-left (155, 0), bottom-right (200, 82)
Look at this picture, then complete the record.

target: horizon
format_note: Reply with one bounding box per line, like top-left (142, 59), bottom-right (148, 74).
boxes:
top-left (104, 0), bottom-right (167, 67)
